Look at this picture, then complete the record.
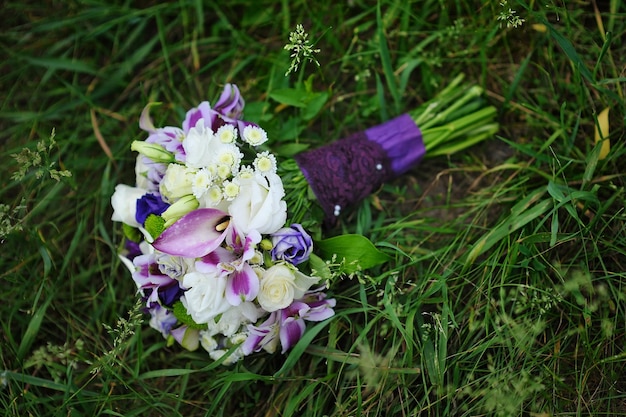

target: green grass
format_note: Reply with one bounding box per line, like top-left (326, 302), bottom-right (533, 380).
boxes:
top-left (1, 0), bottom-right (625, 416)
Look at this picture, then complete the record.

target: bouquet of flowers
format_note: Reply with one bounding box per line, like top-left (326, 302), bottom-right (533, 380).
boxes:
top-left (111, 85), bottom-right (338, 364)
top-left (111, 77), bottom-right (497, 364)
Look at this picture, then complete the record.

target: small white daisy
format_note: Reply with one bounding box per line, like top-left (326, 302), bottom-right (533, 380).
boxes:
top-left (215, 124), bottom-right (238, 144)
top-left (205, 185), bottom-right (223, 206)
top-left (222, 179), bottom-right (240, 200)
top-left (192, 168), bottom-right (213, 199)
top-left (242, 125), bottom-right (268, 146)
top-left (253, 151), bottom-right (277, 174)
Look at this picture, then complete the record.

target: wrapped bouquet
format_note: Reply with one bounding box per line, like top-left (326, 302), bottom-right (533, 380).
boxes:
top-left (111, 85), bottom-right (337, 364)
top-left (111, 77), bottom-right (497, 364)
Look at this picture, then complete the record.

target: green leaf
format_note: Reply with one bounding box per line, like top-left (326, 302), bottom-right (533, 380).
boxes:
top-left (269, 87), bottom-right (328, 119)
top-left (315, 234), bottom-right (392, 274)
top-left (122, 223), bottom-right (143, 243)
top-left (269, 88), bottom-right (309, 108)
top-left (302, 91), bottom-right (328, 121)
top-left (172, 302), bottom-right (207, 330)
top-left (18, 298), bottom-right (52, 361)
top-left (465, 187), bottom-right (553, 265)
top-left (308, 252), bottom-right (331, 280)
top-left (144, 214), bottom-right (165, 239)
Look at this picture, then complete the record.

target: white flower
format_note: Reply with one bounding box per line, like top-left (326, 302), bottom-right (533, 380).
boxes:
top-left (182, 118), bottom-right (216, 169)
top-left (237, 165), bottom-right (255, 180)
top-left (111, 184), bottom-right (145, 228)
top-left (215, 143), bottom-right (243, 173)
top-left (205, 302), bottom-right (260, 337)
top-left (242, 125), bottom-right (268, 146)
top-left (253, 151), bottom-right (277, 174)
top-left (192, 168), bottom-right (214, 200)
top-left (200, 185), bottom-right (224, 208)
top-left (215, 124), bottom-right (238, 144)
top-left (216, 164), bottom-right (233, 179)
top-left (228, 171), bottom-right (287, 235)
top-left (256, 263), bottom-right (320, 312)
top-left (222, 179), bottom-right (240, 201)
top-left (181, 271), bottom-right (232, 324)
top-left (134, 156), bottom-right (154, 190)
top-left (155, 253), bottom-right (195, 280)
top-left (159, 163), bottom-right (196, 203)
top-left (199, 332), bottom-right (219, 352)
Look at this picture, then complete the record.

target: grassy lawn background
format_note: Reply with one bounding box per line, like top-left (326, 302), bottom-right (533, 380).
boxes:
top-left (1, 1), bottom-right (625, 416)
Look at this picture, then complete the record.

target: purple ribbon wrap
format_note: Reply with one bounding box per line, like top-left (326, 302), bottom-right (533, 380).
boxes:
top-left (294, 113), bottom-right (425, 225)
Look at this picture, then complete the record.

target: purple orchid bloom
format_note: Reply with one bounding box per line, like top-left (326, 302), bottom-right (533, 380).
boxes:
top-left (132, 253), bottom-right (180, 306)
top-left (278, 301), bottom-right (309, 353)
top-left (242, 311), bottom-right (279, 355)
top-left (139, 104), bottom-right (186, 162)
top-left (213, 84), bottom-right (245, 120)
top-left (299, 288), bottom-right (337, 322)
top-left (225, 262), bottom-right (260, 306)
top-left (270, 224), bottom-right (313, 265)
top-left (183, 85), bottom-right (257, 135)
top-left (225, 226), bottom-right (261, 266)
top-left (182, 101), bottom-right (214, 133)
top-left (152, 208), bottom-right (231, 258)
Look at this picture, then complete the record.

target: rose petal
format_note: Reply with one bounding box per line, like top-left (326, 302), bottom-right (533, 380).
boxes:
top-left (153, 208), bottom-right (230, 257)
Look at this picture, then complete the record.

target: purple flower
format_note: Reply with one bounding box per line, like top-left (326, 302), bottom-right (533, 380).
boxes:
top-left (124, 239), bottom-right (142, 261)
top-left (242, 290), bottom-right (336, 356)
top-left (278, 301), bottom-right (309, 353)
top-left (270, 224), bottom-right (313, 265)
top-left (213, 84), bottom-right (245, 120)
top-left (152, 208), bottom-right (231, 258)
top-left (147, 304), bottom-right (178, 337)
top-left (139, 104), bottom-right (185, 162)
top-left (135, 193), bottom-right (170, 225)
top-left (225, 263), bottom-right (260, 306)
top-left (242, 312), bottom-right (279, 355)
top-left (132, 253), bottom-right (181, 307)
top-left (182, 84), bottom-right (248, 134)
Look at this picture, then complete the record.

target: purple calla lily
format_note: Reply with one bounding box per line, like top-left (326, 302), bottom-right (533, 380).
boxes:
top-left (152, 208), bottom-right (231, 258)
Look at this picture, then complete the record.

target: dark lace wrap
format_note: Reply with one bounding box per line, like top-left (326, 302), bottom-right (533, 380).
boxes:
top-left (295, 113), bottom-right (424, 224)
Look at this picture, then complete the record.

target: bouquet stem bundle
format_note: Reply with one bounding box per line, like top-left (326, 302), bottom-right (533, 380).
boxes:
top-left (288, 73), bottom-right (499, 226)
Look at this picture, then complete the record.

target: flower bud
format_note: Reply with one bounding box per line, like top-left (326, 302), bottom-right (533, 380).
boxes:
top-left (131, 141), bottom-right (176, 163)
top-left (161, 195), bottom-right (199, 227)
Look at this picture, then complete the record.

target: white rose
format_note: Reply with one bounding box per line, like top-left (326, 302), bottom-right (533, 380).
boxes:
top-left (159, 163), bottom-right (196, 203)
top-left (182, 119), bottom-right (216, 169)
top-left (181, 271), bottom-right (232, 324)
top-left (257, 264), bottom-right (320, 312)
top-left (111, 184), bottom-right (145, 228)
top-left (228, 172), bottom-right (287, 235)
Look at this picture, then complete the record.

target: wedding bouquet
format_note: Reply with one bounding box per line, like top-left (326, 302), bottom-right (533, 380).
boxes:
top-left (111, 85), bottom-right (338, 364)
top-left (111, 77), bottom-right (497, 364)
